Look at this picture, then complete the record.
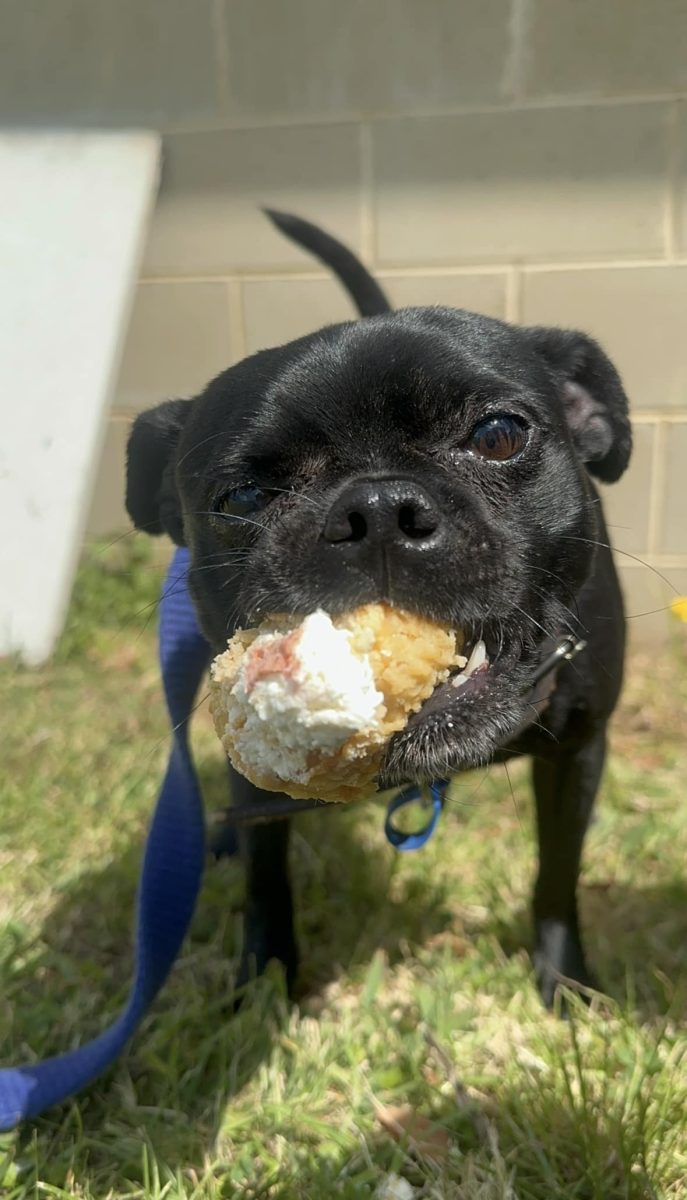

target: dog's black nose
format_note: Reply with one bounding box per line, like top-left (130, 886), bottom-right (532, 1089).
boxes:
top-left (323, 479), bottom-right (442, 548)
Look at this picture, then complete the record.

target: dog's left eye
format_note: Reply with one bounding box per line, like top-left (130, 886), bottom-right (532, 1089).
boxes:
top-left (215, 485), bottom-right (268, 516)
top-left (468, 414), bottom-right (528, 461)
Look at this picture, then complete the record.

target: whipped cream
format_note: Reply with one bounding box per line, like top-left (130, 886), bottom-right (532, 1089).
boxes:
top-left (227, 610), bottom-right (384, 783)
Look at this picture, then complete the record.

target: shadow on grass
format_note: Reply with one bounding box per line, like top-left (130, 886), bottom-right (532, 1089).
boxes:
top-left (5, 760), bottom-right (455, 1188)
top-left (5, 759), bottom-right (686, 1191)
top-left (491, 876), bottom-right (687, 1021)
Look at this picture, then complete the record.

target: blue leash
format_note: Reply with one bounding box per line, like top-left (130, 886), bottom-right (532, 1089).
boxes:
top-left (0, 547), bottom-right (441, 1130)
top-left (0, 549), bottom-right (210, 1128)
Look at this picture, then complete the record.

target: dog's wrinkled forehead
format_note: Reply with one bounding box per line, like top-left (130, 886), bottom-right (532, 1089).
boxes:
top-left (127, 301), bottom-right (631, 547)
top-left (182, 307), bottom-right (557, 487)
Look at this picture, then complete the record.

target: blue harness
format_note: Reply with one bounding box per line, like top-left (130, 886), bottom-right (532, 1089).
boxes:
top-left (0, 547), bottom-right (445, 1129)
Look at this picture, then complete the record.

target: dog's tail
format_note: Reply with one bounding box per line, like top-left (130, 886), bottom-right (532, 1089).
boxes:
top-left (264, 208), bottom-right (391, 317)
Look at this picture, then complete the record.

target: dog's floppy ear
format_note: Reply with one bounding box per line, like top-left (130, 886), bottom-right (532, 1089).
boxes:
top-left (126, 399), bottom-right (192, 544)
top-left (525, 326), bottom-right (632, 483)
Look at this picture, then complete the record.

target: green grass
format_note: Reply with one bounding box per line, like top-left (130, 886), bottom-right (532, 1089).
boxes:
top-left (1, 537), bottom-right (687, 1199)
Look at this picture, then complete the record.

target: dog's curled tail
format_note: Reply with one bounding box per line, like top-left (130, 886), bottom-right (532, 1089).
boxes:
top-left (264, 208), bottom-right (391, 317)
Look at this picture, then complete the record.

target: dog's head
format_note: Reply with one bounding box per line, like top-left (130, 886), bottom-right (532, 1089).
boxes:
top-left (127, 301), bottom-right (630, 786)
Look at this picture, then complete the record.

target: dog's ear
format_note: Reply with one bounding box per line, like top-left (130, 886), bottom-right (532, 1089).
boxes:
top-left (126, 399), bottom-right (192, 544)
top-left (525, 326), bottom-right (632, 483)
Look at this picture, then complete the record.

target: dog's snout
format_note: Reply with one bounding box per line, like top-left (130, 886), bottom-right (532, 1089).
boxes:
top-left (323, 479), bottom-right (442, 549)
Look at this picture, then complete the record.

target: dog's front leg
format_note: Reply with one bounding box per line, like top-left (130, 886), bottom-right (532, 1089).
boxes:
top-left (230, 770), bottom-right (299, 997)
top-left (531, 727), bottom-right (606, 1009)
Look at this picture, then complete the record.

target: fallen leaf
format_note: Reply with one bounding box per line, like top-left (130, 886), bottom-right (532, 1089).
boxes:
top-left (424, 931), bottom-right (470, 957)
top-left (375, 1102), bottom-right (452, 1164)
top-left (99, 645), bottom-right (141, 671)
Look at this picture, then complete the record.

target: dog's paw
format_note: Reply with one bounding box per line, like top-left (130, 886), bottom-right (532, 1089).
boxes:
top-left (207, 813), bottom-right (239, 859)
top-left (534, 918), bottom-right (598, 1013)
top-left (234, 916), bottom-right (299, 1007)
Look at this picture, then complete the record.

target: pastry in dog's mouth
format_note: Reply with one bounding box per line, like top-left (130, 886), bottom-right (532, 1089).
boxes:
top-left (208, 605), bottom-right (486, 803)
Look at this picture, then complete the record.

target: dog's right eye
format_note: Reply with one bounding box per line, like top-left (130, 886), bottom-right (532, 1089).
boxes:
top-left (468, 414), bottom-right (528, 461)
top-left (215, 485), bottom-right (268, 517)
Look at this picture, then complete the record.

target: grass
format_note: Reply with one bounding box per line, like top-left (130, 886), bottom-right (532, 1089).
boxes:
top-left (1, 537), bottom-right (687, 1199)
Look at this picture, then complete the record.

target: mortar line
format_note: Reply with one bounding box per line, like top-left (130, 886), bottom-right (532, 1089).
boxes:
top-left (139, 265), bottom-right (514, 285)
top-left (359, 121), bottom-right (376, 267)
top-left (226, 278), bottom-right (246, 363)
top-left (138, 258), bottom-right (687, 283)
top-left (158, 92), bottom-right (686, 138)
top-left (650, 556), bottom-right (687, 568)
top-left (615, 555), bottom-right (687, 569)
top-left (646, 420), bottom-right (666, 557)
top-left (502, 0), bottom-right (530, 103)
top-left (631, 411), bottom-right (687, 424)
top-left (520, 256), bottom-right (681, 273)
top-left (664, 99), bottom-right (681, 260)
top-left (505, 265), bottom-right (523, 323)
top-left (139, 259), bottom-right (687, 287)
top-left (211, 0), bottom-right (230, 119)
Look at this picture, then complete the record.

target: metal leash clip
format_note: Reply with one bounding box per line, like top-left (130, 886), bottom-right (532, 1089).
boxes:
top-left (529, 635), bottom-right (587, 688)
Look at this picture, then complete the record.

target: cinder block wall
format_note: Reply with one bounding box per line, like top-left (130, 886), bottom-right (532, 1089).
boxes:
top-left (3, 1), bottom-right (687, 640)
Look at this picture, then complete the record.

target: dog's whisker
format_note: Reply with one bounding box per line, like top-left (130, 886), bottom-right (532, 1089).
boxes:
top-left (501, 758), bottom-right (523, 832)
top-left (523, 704), bottom-right (558, 741)
top-left (94, 525), bottom-right (145, 552)
top-left (193, 546), bottom-right (255, 560)
top-left (510, 603), bottom-right (557, 642)
top-left (190, 510), bottom-right (267, 532)
top-left (559, 536), bottom-right (680, 595)
top-left (190, 560), bottom-right (252, 573)
top-left (176, 430), bottom-right (236, 470)
top-left (527, 581), bottom-right (583, 633)
top-left (188, 558), bottom-right (252, 576)
top-left (498, 616), bottom-right (506, 659)
top-left (219, 571), bottom-right (245, 594)
top-left (498, 746), bottom-right (554, 766)
top-left (443, 764), bottom-right (493, 810)
top-left (170, 692), bottom-right (210, 738)
top-left (129, 576), bottom-right (201, 640)
top-left (627, 604), bottom-right (678, 620)
top-left (242, 583), bottom-right (287, 617)
top-left (225, 601), bottom-right (243, 634)
top-left (267, 485), bottom-right (323, 512)
top-left (592, 601), bottom-right (679, 622)
top-left (90, 548), bottom-right (252, 580)
top-left (527, 564), bottom-right (583, 613)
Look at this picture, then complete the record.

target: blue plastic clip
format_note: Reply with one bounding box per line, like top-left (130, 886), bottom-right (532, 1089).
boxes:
top-left (383, 779), bottom-right (448, 851)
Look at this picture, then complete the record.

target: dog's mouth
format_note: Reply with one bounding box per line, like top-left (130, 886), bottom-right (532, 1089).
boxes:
top-left (380, 626), bottom-right (531, 788)
top-left (427, 635), bottom-right (491, 712)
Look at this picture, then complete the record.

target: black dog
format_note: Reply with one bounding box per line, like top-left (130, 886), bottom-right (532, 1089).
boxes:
top-left (127, 211), bottom-right (630, 1009)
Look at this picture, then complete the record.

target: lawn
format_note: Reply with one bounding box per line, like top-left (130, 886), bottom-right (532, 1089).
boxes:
top-left (1, 538), bottom-right (686, 1199)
